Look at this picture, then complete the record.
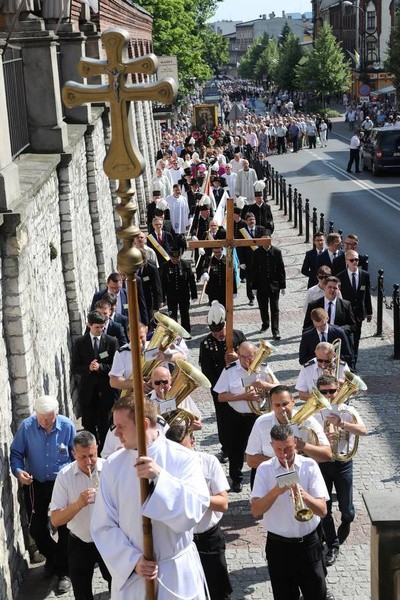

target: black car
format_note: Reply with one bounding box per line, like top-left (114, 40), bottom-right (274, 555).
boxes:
top-left (361, 127), bottom-right (400, 175)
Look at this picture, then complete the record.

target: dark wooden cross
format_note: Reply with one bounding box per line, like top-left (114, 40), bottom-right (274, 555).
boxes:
top-left (188, 198), bottom-right (270, 353)
top-left (62, 28), bottom-right (177, 600)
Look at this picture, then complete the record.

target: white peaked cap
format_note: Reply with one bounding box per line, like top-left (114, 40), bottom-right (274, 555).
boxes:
top-left (156, 199), bottom-right (168, 211)
top-left (200, 195), bottom-right (212, 207)
top-left (35, 395), bottom-right (59, 414)
top-left (207, 300), bottom-right (226, 326)
top-left (254, 180), bottom-right (266, 192)
top-left (211, 162), bottom-right (219, 172)
top-left (183, 161), bottom-right (192, 169)
top-left (235, 196), bottom-right (247, 210)
top-left (188, 137), bottom-right (195, 145)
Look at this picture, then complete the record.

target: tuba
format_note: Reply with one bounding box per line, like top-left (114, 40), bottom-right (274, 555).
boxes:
top-left (142, 312), bottom-right (191, 378)
top-left (245, 340), bottom-right (278, 415)
top-left (324, 371), bottom-right (367, 462)
top-left (283, 388), bottom-right (331, 447)
top-left (165, 359), bottom-right (211, 407)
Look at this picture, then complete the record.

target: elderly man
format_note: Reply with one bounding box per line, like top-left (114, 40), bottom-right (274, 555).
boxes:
top-left (10, 396), bottom-right (76, 593)
top-left (91, 397), bottom-right (210, 600)
top-left (214, 341), bottom-right (278, 493)
top-left (50, 431), bottom-right (111, 599)
top-left (165, 184), bottom-right (190, 234)
top-left (295, 342), bottom-right (350, 401)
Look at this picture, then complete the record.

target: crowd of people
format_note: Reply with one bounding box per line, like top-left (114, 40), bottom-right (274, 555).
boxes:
top-left (9, 85), bottom-right (374, 600)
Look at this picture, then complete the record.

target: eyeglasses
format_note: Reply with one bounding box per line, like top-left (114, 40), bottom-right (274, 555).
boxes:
top-left (348, 258), bottom-right (359, 263)
top-left (319, 389), bottom-right (338, 395)
top-left (153, 379), bottom-right (169, 385)
top-left (316, 358), bottom-right (332, 364)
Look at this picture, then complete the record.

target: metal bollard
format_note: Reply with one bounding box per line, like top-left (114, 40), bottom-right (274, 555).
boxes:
top-left (267, 164), bottom-right (272, 197)
top-left (375, 269), bottom-right (384, 337)
top-left (293, 189), bottom-right (298, 229)
top-left (279, 174), bottom-right (284, 210)
top-left (283, 179), bottom-right (287, 215)
top-left (275, 172), bottom-right (280, 205)
top-left (288, 184), bottom-right (293, 222)
top-left (305, 199), bottom-right (310, 243)
top-left (393, 284), bottom-right (400, 359)
top-left (298, 194), bottom-right (303, 236)
top-left (271, 167), bottom-right (275, 199)
top-left (319, 213), bottom-right (325, 233)
top-left (312, 207), bottom-right (318, 236)
top-left (329, 221), bottom-right (334, 233)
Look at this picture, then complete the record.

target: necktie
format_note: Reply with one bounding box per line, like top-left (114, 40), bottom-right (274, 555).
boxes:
top-left (333, 252), bottom-right (337, 259)
top-left (158, 233), bottom-right (163, 245)
top-left (327, 301), bottom-right (333, 322)
top-left (93, 337), bottom-right (99, 358)
top-left (250, 229), bottom-right (254, 238)
top-left (321, 332), bottom-right (326, 342)
top-left (352, 272), bottom-right (357, 293)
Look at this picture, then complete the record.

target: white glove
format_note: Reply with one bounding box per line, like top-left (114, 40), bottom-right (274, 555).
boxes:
top-left (281, 289), bottom-right (286, 296)
top-left (191, 235), bottom-right (198, 241)
top-left (200, 272), bottom-right (210, 283)
top-left (199, 248), bottom-right (205, 256)
top-left (240, 264), bottom-right (246, 270)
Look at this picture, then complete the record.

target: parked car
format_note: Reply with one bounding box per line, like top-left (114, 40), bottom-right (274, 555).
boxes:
top-left (361, 127), bottom-right (400, 175)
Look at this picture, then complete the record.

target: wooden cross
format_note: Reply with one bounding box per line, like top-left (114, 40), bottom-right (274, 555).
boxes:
top-left (188, 198), bottom-right (271, 353)
top-left (63, 27), bottom-right (177, 180)
top-left (62, 28), bottom-right (178, 600)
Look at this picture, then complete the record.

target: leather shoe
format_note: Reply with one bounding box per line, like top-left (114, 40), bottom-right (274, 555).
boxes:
top-left (260, 325), bottom-right (268, 333)
top-left (218, 451), bottom-right (228, 464)
top-left (325, 547), bottom-right (339, 566)
top-left (338, 522), bottom-right (351, 544)
top-left (230, 481), bottom-right (243, 493)
top-left (57, 576), bottom-right (71, 594)
top-left (248, 300), bottom-right (255, 306)
top-left (273, 334), bottom-right (281, 340)
top-left (326, 590), bottom-right (336, 600)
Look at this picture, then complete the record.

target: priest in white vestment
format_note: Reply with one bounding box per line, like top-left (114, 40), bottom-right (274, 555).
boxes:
top-left (166, 184), bottom-right (190, 234)
top-left (91, 396), bottom-right (210, 600)
top-left (235, 159), bottom-right (258, 203)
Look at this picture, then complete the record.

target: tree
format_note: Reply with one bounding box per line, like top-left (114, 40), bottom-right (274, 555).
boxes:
top-left (254, 39), bottom-right (280, 85)
top-left (384, 10), bottom-right (400, 96)
top-left (238, 33), bottom-right (271, 80)
top-left (296, 23), bottom-right (351, 102)
top-left (274, 32), bottom-right (303, 91)
top-left (136, 0), bottom-right (227, 97)
top-left (280, 22), bottom-right (292, 44)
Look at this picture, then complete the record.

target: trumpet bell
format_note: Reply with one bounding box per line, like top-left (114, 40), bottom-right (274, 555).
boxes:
top-left (142, 312), bottom-right (191, 378)
top-left (295, 507), bottom-right (314, 522)
top-left (290, 388), bottom-right (331, 426)
top-left (166, 359), bottom-right (211, 407)
top-left (331, 371), bottom-right (368, 406)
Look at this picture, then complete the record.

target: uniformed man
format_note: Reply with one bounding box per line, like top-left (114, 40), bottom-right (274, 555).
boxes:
top-left (239, 212), bottom-right (265, 307)
top-left (199, 302), bottom-right (246, 462)
top-left (213, 341), bottom-right (278, 493)
top-left (295, 342), bottom-right (350, 401)
top-left (242, 181), bottom-right (274, 232)
top-left (160, 249), bottom-right (197, 334)
top-left (232, 197), bottom-right (248, 283)
top-left (190, 195), bottom-right (212, 280)
top-left (200, 247), bottom-right (237, 307)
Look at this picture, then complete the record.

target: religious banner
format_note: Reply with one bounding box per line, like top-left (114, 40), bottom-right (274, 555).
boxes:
top-left (193, 104), bottom-right (218, 133)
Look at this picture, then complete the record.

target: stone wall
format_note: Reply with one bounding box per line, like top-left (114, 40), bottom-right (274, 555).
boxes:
top-left (0, 102), bottom-right (157, 597)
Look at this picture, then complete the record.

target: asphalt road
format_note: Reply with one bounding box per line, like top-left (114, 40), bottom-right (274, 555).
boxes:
top-left (266, 120), bottom-right (400, 290)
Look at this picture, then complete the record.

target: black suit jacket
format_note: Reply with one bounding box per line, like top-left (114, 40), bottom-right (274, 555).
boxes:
top-left (299, 324), bottom-right (352, 365)
top-left (316, 248), bottom-right (344, 270)
top-left (138, 261), bottom-right (163, 319)
top-left (303, 297), bottom-right (356, 332)
top-left (147, 231), bottom-right (173, 267)
top-left (242, 203), bottom-right (274, 231)
top-left (301, 248), bottom-right (320, 289)
top-left (71, 333), bottom-right (119, 406)
top-left (337, 269), bottom-right (372, 322)
top-left (332, 253), bottom-right (368, 275)
top-left (161, 259), bottom-right (197, 301)
top-left (91, 282), bottom-right (148, 325)
top-left (113, 313), bottom-right (129, 338)
top-left (104, 320), bottom-right (127, 347)
top-left (252, 245), bottom-right (286, 292)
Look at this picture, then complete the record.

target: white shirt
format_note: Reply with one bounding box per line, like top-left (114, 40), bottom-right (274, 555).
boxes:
top-left (246, 410), bottom-right (329, 460)
top-left (303, 284), bottom-right (325, 311)
top-left (213, 361), bottom-right (275, 414)
top-left (295, 358), bottom-right (350, 394)
top-left (149, 390), bottom-right (202, 420)
top-left (194, 453), bottom-right (229, 534)
top-left (50, 459), bottom-right (104, 543)
top-left (314, 404), bottom-right (364, 457)
top-left (349, 135), bottom-right (361, 150)
top-left (251, 454), bottom-right (329, 537)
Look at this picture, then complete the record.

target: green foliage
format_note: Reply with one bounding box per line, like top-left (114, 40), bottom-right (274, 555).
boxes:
top-left (274, 33), bottom-right (303, 91)
top-left (280, 22), bottom-right (292, 44)
top-left (296, 23), bottom-right (351, 99)
top-left (254, 39), bottom-right (280, 84)
top-left (135, 0), bottom-right (226, 98)
top-left (384, 10), bottom-right (400, 96)
top-left (238, 33), bottom-right (272, 80)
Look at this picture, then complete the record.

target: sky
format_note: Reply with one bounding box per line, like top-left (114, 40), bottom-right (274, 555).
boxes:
top-left (211, 0), bottom-right (313, 22)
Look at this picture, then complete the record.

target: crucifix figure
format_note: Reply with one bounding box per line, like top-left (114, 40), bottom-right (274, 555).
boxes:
top-left (63, 27), bottom-right (177, 600)
top-left (188, 197), bottom-right (271, 353)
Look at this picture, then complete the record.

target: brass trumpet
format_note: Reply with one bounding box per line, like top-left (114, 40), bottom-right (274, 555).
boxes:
top-left (283, 456), bottom-right (313, 522)
top-left (245, 340), bottom-right (278, 415)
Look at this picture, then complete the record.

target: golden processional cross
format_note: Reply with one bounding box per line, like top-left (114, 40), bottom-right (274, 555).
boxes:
top-left (63, 28), bottom-right (177, 600)
top-left (188, 198), bottom-right (271, 354)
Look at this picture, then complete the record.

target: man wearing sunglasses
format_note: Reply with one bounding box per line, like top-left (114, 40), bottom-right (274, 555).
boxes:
top-left (314, 375), bottom-right (367, 567)
top-left (303, 266), bottom-right (334, 311)
top-left (295, 342), bottom-right (351, 401)
top-left (337, 251), bottom-right (372, 371)
top-left (332, 234), bottom-right (368, 275)
top-left (299, 308), bottom-right (352, 366)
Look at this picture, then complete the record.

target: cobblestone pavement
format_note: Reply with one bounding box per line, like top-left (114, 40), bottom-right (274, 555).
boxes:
top-left (17, 156), bottom-right (400, 600)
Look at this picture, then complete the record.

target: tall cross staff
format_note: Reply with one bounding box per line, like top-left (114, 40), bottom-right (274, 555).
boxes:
top-left (188, 198), bottom-right (270, 353)
top-left (63, 27), bottom-right (177, 600)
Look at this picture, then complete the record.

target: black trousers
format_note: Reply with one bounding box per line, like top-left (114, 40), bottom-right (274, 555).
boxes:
top-left (167, 296), bottom-right (191, 333)
top-left (211, 390), bottom-right (230, 454)
top-left (224, 405), bottom-right (257, 483)
top-left (347, 148), bottom-right (360, 172)
top-left (194, 524), bottom-right (232, 600)
top-left (81, 392), bottom-right (114, 452)
top-left (256, 287), bottom-right (280, 335)
top-left (266, 530), bottom-right (326, 600)
top-left (68, 533), bottom-right (111, 600)
top-left (24, 479), bottom-right (69, 576)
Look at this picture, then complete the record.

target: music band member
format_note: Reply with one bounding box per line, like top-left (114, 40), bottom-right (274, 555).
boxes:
top-left (295, 342), bottom-right (350, 401)
top-left (251, 424), bottom-right (330, 600)
top-left (314, 375), bottom-right (366, 567)
top-left (213, 342), bottom-right (277, 493)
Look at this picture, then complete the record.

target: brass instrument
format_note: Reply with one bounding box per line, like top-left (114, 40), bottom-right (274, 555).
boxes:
top-left (331, 338), bottom-right (342, 379)
top-left (288, 388), bottom-right (332, 426)
top-left (323, 371), bottom-right (367, 462)
top-left (283, 457), bottom-right (314, 522)
top-left (142, 312), bottom-right (191, 378)
top-left (165, 359), bottom-right (211, 407)
top-left (245, 340), bottom-right (278, 415)
top-left (163, 407), bottom-right (195, 431)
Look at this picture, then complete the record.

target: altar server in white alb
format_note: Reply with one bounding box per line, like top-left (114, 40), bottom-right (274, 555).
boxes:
top-left (91, 396), bottom-right (210, 600)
